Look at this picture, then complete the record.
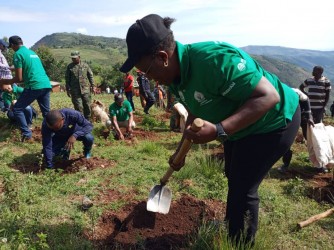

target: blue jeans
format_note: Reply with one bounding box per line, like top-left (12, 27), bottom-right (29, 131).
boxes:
top-left (7, 106), bottom-right (33, 125)
top-left (13, 88), bottom-right (51, 138)
top-left (0, 100), bottom-right (5, 112)
top-left (143, 91), bottom-right (155, 113)
top-left (52, 133), bottom-right (94, 158)
top-left (125, 91), bottom-right (135, 111)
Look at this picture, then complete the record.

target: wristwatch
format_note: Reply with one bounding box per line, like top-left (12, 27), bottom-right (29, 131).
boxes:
top-left (215, 122), bottom-right (228, 143)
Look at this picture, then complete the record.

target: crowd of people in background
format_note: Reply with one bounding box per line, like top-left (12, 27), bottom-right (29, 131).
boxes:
top-left (0, 34), bottom-right (175, 166)
top-left (0, 16), bottom-right (332, 247)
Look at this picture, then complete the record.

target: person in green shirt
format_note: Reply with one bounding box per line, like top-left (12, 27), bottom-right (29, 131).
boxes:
top-left (107, 93), bottom-right (135, 140)
top-left (0, 36), bottom-right (51, 142)
top-left (1, 84), bottom-right (36, 128)
top-left (120, 14), bottom-right (300, 246)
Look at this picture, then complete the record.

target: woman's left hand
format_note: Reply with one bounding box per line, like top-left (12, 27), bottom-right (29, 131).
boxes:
top-left (183, 120), bottom-right (217, 144)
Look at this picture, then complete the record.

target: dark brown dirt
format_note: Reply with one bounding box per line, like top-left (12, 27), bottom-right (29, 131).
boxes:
top-left (99, 127), bottom-right (161, 141)
top-left (279, 167), bottom-right (334, 203)
top-left (274, 131), bottom-right (334, 203)
top-left (7, 125), bottom-right (42, 143)
top-left (86, 194), bottom-right (226, 250)
top-left (211, 133), bottom-right (334, 204)
top-left (11, 156), bottom-right (116, 174)
top-left (210, 144), bottom-right (225, 162)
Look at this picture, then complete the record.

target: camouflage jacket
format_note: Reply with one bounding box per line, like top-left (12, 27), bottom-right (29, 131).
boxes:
top-left (65, 61), bottom-right (94, 94)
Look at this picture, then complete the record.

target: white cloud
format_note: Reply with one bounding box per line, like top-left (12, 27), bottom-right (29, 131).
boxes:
top-left (76, 28), bottom-right (88, 35)
top-left (1, 0), bottom-right (333, 50)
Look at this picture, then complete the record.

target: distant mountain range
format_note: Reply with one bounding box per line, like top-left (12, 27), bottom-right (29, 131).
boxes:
top-left (241, 46), bottom-right (334, 82)
top-left (32, 33), bottom-right (333, 90)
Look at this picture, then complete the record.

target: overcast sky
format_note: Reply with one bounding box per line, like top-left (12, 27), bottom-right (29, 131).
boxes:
top-left (1, 0), bottom-right (333, 51)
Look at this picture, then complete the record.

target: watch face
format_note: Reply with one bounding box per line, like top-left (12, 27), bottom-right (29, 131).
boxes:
top-left (217, 134), bottom-right (228, 143)
top-left (215, 123), bottom-right (228, 143)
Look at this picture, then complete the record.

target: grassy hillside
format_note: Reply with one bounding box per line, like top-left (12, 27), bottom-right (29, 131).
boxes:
top-left (253, 55), bottom-right (309, 87)
top-left (50, 46), bottom-right (125, 66)
top-left (33, 32), bottom-right (127, 66)
top-left (32, 32), bottom-right (126, 51)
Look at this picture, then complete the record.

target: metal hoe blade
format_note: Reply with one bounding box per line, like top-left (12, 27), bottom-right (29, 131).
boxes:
top-left (147, 184), bottom-right (172, 214)
top-left (146, 118), bottom-right (204, 214)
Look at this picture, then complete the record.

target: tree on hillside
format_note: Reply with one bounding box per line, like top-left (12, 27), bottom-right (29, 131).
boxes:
top-left (1, 36), bottom-right (14, 65)
top-left (34, 46), bottom-right (67, 82)
top-left (99, 63), bottom-right (124, 90)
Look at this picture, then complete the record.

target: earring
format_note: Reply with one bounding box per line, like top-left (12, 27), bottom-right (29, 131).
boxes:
top-left (164, 61), bottom-right (168, 67)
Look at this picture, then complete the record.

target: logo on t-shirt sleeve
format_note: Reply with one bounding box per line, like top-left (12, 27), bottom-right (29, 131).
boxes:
top-left (237, 59), bottom-right (246, 71)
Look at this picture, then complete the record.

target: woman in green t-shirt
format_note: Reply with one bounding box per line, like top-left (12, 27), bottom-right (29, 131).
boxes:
top-left (120, 14), bottom-right (300, 246)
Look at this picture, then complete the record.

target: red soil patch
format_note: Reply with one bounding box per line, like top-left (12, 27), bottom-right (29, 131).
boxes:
top-left (7, 125), bottom-right (42, 143)
top-left (133, 129), bottom-right (160, 140)
top-left (276, 132), bottom-right (334, 203)
top-left (210, 144), bottom-right (225, 162)
top-left (210, 141), bottom-right (334, 203)
top-left (156, 111), bottom-right (172, 122)
top-left (11, 157), bottom-right (115, 174)
top-left (86, 194), bottom-right (226, 249)
top-left (99, 128), bottom-right (160, 141)
top-left (282, 167), bottom-right (334, 202)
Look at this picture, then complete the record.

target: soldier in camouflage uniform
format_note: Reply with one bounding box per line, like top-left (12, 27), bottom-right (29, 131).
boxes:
top-left (65, 51), bottom-right (96, 119)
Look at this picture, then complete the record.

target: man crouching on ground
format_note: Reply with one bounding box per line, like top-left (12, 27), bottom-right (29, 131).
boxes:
top-left (42, 108), bottom-right (94, 169)
top-left (107, 93), bottom-right (135, 140)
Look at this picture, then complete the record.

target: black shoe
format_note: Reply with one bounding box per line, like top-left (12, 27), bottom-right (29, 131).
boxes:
top-left (21, 135), bottom-right (32, 142)
top-left (316, 167), bottom-right (329, 173)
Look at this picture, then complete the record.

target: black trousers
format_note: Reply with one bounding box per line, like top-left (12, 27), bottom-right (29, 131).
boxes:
top-left (143, 91), bottom-right (156, 113)
top-left (311, 108), bottom-right (324, 124)
top-left (125, 91), bottom-right (135, 111)
top-left (224, 106), bottom-right (300, 244)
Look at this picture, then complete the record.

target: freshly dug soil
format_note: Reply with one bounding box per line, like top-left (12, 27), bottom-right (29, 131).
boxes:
top-left (86, 195), bottom-right (226, 250)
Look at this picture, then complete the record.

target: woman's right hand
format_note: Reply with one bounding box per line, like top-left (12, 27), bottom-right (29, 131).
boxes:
top-left (183, 120), bottom-right (217, 144)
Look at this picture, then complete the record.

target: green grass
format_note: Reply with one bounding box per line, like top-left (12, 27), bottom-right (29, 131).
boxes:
top-left (0, 92), bottom-right (333, 249)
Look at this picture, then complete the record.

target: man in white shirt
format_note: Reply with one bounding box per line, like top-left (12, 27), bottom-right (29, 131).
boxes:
top-left (0, 39), bottom-right (13, 80)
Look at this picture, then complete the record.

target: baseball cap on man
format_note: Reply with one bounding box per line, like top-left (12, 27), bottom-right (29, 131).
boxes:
top-left (119, 14), bottom-right (172, 73)
top-left (8, 36), bottom-right (23, 47)
top-left (0, 39), bottom-right (9, 47)
top-left (114, 93), bottom-right (124, 103)
top-left (70, 51), bottom-right (80, 58)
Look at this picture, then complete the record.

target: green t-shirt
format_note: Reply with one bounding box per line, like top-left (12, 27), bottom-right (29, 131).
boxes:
top-left (2, 84), bottom-right (23, 106)
top-left (13, 46), bottom-right (51, 90)
top-left (169, 41), bottom-right (299, 140)
top-left (109, 100), bottom-right (132, 121)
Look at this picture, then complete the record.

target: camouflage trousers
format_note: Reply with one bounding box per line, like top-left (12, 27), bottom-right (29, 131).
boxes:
top-left (71, 92), bottom-right (91, 119)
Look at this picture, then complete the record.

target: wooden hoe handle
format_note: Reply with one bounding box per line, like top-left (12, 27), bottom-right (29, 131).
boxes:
top-left (160, 118), bottom-right (204, 184)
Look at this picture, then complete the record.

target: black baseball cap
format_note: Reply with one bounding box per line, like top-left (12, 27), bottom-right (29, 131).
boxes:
top-left (119, 14), bottom-right (172, 73)
top-left (114, 93), bottom-right (124, 103)
top-left (8, 36), bottom-right (23, 47)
